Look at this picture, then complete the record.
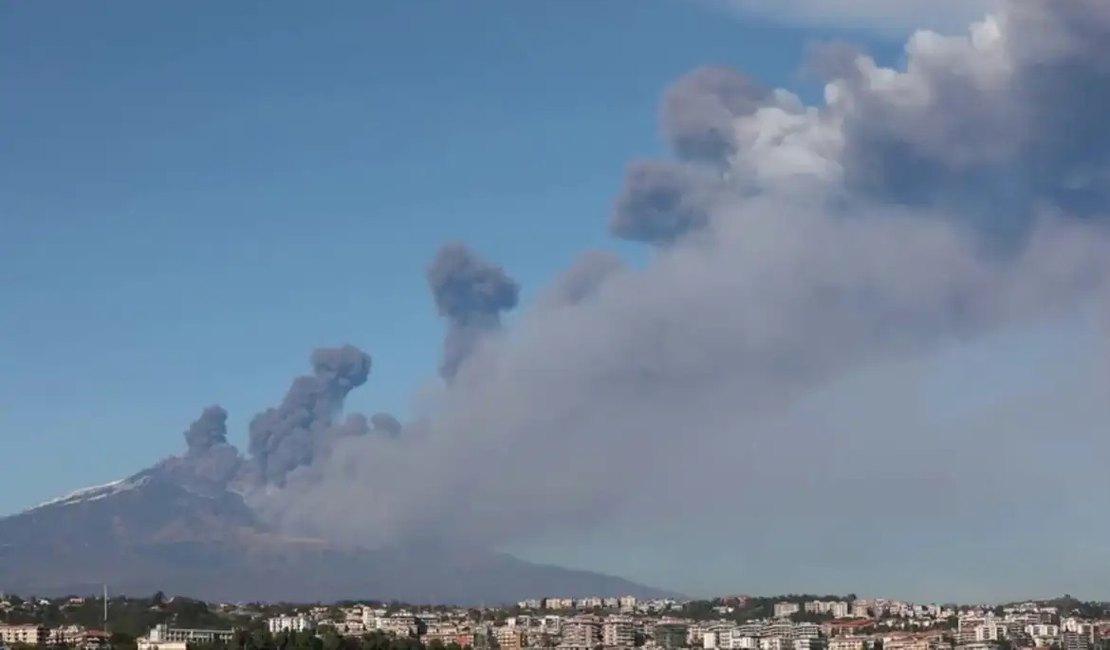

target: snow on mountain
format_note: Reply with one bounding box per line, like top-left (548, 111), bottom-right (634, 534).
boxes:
top-left (26, 475), bottom-right (150, 512)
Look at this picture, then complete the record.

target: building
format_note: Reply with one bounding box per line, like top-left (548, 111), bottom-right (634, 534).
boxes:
top-left (561, 617), bottom-right (602, 649)
top-left (1063, 631), bottom-right (1092, 650)
top-left (795, 639), bottom-right (826, 650)
top-left (828, 637), bottom-right (867, 650)
top-left (618, 597), bottom-right (638, 612)
top-left (547, 599), bottom-right (576, 611)
top-left (495, 628), bottom-right (525, 650)
top-left (138, 624), bottom-right (234, 650)
top-left (268, 615), bottom-right (313, 634)
top-left (380, 615), bottom-right (417, 637)
top-left (603, 617), bottom-right (635, 648)
top-left (654, 623), bottom-right (690, 650)
top-left (579, 598), bottom-right (605, 610)
top-left (796, 624), bottom-right (822, 640)
top-left (885, 635), bottom-right (945, 650)
top-left (518, 600), bottom-right (543, 610)
top-left (0, 625), bottom-right (46, 646)
top-left (424, 623), bottom-right (470, 647)
top-left (775, 603), bottom-right (802, 619)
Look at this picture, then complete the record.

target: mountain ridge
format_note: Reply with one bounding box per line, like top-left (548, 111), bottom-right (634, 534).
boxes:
top-left (0, 471), bottom-right (672, 604)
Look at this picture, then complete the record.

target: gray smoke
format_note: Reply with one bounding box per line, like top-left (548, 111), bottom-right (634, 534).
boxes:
top-left (426, 242), bottom-right (520, 379)
top-left (183, 405), bottom-right (229, 454)
top-left (148, 0), bottom-right (1110, 593)
top-left (254, 0), bottom-right (1110, 569)
top-left (246, 345), bottom-right (371, 486)
top-left (610, 159), bottom-right (720, 245)
top-left (152, 405), bottom-right (242, 495)
top-left (542, 249), bottom-right (624, 308)
top-left (371, 412), bottom-right (403, 437)
top-left (660, 65), bottom-right (771, 164)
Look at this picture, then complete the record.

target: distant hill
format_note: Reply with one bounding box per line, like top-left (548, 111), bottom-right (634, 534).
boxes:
top-left (0, 470), bottom-right (670, 604)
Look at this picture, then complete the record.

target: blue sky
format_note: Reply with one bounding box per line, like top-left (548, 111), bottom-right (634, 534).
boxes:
top-left (4, 1), bottom-right (1100, 600)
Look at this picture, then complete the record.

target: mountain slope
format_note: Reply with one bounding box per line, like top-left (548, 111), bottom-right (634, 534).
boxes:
top-left (0, 474), bottom-right (670, 603)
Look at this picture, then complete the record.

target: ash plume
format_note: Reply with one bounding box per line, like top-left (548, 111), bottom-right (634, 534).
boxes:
top-left (246, 345), bottom-right (371, 486)
top-left (610, 159), bottom-right (720, 245)
top-left (152, 405), bottom-right (242, 495)
top-left (660, 65), bottom-right (771, 164)
top-left (371, 413), bottom-right (402, 437)
top-left (542, 249), bottom-right (624, 307)
top-left (183, 405), bottom-right (230, 454)
top-left (426, 242), bottom-right (519, 379)
top-left (144, 0), bottom-right (1110, 588)
top-left (258, 0), bottom-right (1110, 568)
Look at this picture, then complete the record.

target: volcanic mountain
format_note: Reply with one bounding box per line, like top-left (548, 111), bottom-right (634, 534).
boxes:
top-left (0, 344), bottom-right (670, 603)
top-left (0, 467), bottom-right (669, 603)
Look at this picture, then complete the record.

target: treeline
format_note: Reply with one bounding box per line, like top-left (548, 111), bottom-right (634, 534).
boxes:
top-left (189, 630), bottom-right (462, 650)
top-left (1, 593), bottom-right (248, 650)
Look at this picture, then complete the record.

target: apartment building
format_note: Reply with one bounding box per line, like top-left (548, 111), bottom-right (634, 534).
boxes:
top-left (602, 617), bottom-right (635, 648)
top-left (653, 622), bottom-right (689, 650)
top-left (138, 624), bottom-right (235, 650)
top-left (0, 625), bottom-right (47, 646)
top-left (828, 637), bottom-right (867, 650)
top-left (494, 627), bottom-right (524, 650)
top-left (806, 602), bottom-right (850, 618)
top-left (775, 603), bottom-right (802, 619)
top-left (561, 617), bottom-right (602, 649)
top-left (794, 638), bottom-right (826, 650)
top-left (267, 615), bottom-right (312, 634)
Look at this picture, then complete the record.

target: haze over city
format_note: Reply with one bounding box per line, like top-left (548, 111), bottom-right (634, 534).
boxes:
top-left (3, 0), bottom-right (1110, 604)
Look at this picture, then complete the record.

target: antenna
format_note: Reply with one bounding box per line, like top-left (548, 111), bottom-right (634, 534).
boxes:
top-left (103, 584), bottom-right (109, 633)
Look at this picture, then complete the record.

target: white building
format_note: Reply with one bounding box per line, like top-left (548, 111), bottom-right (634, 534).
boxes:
top-left (603, 617), bottom-right (635, 647)
top-left (380, 615), bottom-right (417, 637)
top-left (775, 603), bottom-right (801, 618)
top-left (268, 615), bottom-right (312, 634)
top-left (618, 597), bottom-right (638, 612)
top-left (0, 625), bottom-right (46, 646)
top-left (547, 598), bottom-right (576, 610)
top-left (138, 624), bottom-right (234, 650)
top-left (828, 638), bottom-right (867, 650)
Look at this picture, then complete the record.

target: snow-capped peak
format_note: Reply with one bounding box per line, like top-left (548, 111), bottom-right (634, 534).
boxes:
top-left (26, 475), bottom-right (151, 512)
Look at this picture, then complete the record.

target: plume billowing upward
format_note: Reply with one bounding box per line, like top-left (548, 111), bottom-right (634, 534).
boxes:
top-left (183, 405), bottom-right (229, 454)
top-left (257, 0), bottom-right (1110, 565)
top-left (660, 65), bottom-right (771, 164)
top-left (426, 242), bottom-right (519, 379)
top-left (95, 0), bottom-right (1110, 590)
top-left (246, 345), bottom-right (371, 486)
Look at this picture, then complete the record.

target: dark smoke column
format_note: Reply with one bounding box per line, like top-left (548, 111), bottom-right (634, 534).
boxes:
top-left (247, 344), bottom-right (372, 486)
top-left (427, 242), bottom-right (519, 380)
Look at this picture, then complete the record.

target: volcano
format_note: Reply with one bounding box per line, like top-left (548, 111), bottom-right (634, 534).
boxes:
top-left (0, 467), bottom-right (670, 603)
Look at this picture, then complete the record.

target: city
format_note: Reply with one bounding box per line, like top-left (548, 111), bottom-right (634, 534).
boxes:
top-left (1, 594), bottom-right (1108, 650)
